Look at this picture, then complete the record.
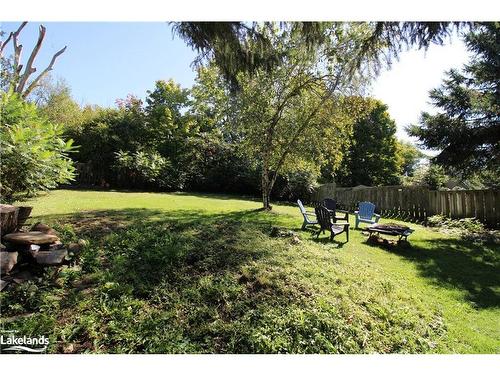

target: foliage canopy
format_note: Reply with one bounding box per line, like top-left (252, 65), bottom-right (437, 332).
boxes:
top-left (408, 22), bottom-right (500, 178)
top-left (0, 91), bottom-right (76, 202)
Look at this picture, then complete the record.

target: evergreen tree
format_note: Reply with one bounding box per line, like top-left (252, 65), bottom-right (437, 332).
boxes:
top-left (408, 22), bottom-right (500, 177)
top-left (172, 22), bottom-right (466, 89)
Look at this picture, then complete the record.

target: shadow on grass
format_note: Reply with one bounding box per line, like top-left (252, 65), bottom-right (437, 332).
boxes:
top-left (364, 235), bottom-right (500, 309)
top-left (5, 206), bottom-right (312, 353)
top-left (35, 205), bottom-right (499, 309)
top-left (308, 229), bottom-right (348, 248)
top-left (33, 207), bottom-right (291, 296)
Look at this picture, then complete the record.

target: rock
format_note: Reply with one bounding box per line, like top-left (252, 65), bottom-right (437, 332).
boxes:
top-left (3, 231), bottom-right (59, 245)
top-left (291, 235), bottom-right (301, 245)
top-left (63, 343), bottom-right (75, 354)
top-left (12, 270), bottom-right (35, 284)
top-left (68, 242), bottom-right (83, 254)
top-left (0, 251), bottom-right (18, 274)
top-left (34, 249), bottom-right (68, 266)
top-left (270, 226), bottom-right (298, 239)
top-left (0, 279), bottom-right (9, 291)
top-left (77, 239), bottom-right (89, 247)
top-left (3, 242), bottom-right (30, 252)
top-left (31, 222), bottom-right (58, 236)
top-left (43, 240), bottom-right (64, 251)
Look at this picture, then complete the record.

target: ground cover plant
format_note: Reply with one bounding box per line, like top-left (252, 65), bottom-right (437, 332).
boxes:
top-left (1, 190), bottom-right (498, 353)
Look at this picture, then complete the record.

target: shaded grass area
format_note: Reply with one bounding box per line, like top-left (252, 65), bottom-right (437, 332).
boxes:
top-left (1, 189), bottom-right (499, 353)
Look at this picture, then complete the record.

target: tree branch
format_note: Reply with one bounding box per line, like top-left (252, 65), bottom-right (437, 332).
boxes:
top-left (4, 22), bottom-right (27, 91)
top-left (22, 45), bottom-right (67, 98)
top-left (0, 32), bottom-right (13, 57)
top-left (11, 23), bottom-right (27, 64)
top-left (269, 67), bottom-right (345, 188)
top-left (16, 25), bottom-right (46, 94)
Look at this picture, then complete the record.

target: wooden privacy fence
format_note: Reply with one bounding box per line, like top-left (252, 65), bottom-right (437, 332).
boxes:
top-left (311, 184), bottom-right (500, 227)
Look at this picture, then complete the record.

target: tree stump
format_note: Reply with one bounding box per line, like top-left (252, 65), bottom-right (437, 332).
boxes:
top-left (17, 206), bottom-right (33, 230)
top-left (0, 204), bottom-right (19, 236)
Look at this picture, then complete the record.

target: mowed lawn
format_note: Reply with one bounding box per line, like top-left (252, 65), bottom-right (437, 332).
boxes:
top-left (2, 189), bottom-right (499, 353)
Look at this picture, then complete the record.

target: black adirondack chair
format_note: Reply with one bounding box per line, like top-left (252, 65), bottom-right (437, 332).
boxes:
top-left (321, 198), bottom-right (349, 223)
top-left (314, 205), bottom-right (350, 242)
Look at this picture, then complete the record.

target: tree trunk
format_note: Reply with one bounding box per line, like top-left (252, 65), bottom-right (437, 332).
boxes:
top-left (0, 204), bottom-right (19, 236)
top-left (261, 169), bottom-right (272, 210)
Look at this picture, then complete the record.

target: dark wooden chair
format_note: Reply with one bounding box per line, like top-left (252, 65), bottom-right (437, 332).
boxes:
top-left (314, 205), bottom-right (349, 242)
top-left (321, 198), bottom-right (349, 223)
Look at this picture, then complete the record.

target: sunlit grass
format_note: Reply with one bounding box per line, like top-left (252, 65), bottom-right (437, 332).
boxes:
top-left (2, 189), bottom-right (498, 353)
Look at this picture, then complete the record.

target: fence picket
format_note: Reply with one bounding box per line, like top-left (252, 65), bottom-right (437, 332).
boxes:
top-left (311, 184), bottom-right (499, 228)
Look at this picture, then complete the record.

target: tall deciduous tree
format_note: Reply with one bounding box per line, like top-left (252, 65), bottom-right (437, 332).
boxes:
top-left (396, 141), bottom-right (425, 177)
top-left (36, 78), bottom-right (90, 128)
top-left (230, 23), bottom-right (381, 209)
top-left (190, 65), bottom-right (234, 136)
top-left (174, 21), bottom-right (469, 209)
top-left (408, 22), bottom-right (500, 178)
top-left (334, 99), bottom-right (401, 187)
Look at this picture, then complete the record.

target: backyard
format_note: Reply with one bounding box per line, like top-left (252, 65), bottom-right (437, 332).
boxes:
top-left (1, 189), bottom-right (498, 353)
top-left (1, 20), bottom-right (499, 361)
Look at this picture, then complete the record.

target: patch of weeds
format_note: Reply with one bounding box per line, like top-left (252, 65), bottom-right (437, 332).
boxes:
top-left (79, 243), bottom-right (102, 273)
top-left (1, 281), bottom-right (44, 315)
top-left (102, 226), bottom-right (194, 297)
top-left (427, 215), bottom-right (500, 245)
top-left (51, 223), bottom-right (79, 243)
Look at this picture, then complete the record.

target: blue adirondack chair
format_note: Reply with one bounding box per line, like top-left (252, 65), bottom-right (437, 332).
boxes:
top-left (297, 199), bottom-right (318, 230)
top-left (355, 201), bottom-right (380, 229)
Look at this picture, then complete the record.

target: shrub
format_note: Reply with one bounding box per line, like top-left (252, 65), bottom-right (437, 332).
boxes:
top-left (114, 150), bottom-right (172, 189)
top-left (275, 167), bottom-right (319, 202)
top-left (0, 92), bottom-right (76, 202)
top-left (404, 164), bottom-right (447, 190)
top-left (427, 214), bottom-right (500, 244)
top-left (184, 135), bottom-right (260, 195)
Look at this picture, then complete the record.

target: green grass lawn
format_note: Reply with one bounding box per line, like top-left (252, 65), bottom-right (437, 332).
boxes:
top-left (1, 189), bottom-right (499, 353)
